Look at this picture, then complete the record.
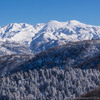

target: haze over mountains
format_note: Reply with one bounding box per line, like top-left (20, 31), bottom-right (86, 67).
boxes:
top-left (0, 20), bottom-right (100, 55)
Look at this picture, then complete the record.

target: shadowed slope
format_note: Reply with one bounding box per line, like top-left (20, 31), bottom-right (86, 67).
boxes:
top-left (1, 39), bottom-right (100, 77)
top-left (75, 86), bottom-right (100, 100)
top-left (12, 39), bottom-right (100, 74)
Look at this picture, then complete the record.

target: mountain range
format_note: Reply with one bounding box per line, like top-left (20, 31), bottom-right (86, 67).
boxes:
top-left (1, 20), bottom-right (100, 99)
top-left (0, 20), bottom-right (100, 55)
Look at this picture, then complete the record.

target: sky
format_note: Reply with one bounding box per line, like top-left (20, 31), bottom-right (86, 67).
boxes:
top-left (0, 0), bottom-right (100, 26)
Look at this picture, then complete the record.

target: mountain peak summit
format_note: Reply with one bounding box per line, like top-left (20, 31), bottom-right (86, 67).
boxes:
top-left (67, 20), bottom-right (83, 25)
top-left (0, 20), bottom-right (100, 55)
top-left (46, 20), bottom-right (59, 25)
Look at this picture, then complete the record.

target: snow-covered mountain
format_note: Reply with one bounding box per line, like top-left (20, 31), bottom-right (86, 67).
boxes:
top-left (1, 21), bottom-right (100, 99)
top-left (0, 41), bottom-right (32, 55)
top-left (0, 20), bottom-right (100, 54)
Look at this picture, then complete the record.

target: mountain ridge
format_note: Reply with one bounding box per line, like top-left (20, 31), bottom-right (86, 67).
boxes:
top-left (2, 39), bottom-right (100, 76)
top-left (0, 20), bottom-right (100, 55)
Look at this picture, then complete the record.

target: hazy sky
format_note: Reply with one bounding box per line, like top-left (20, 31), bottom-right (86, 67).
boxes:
top-left (0, 0), bottom-right (100, 26)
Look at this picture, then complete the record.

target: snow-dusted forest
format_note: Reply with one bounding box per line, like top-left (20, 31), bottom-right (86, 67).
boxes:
top-left (1, 21), bottom-right (100, 100)
top-left (0, 67), bottom-right (100, 100)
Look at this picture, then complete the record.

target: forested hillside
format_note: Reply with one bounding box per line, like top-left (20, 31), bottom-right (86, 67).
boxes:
top-left (1, 39), bottom-right (100, 77)
top-left (0, 67), bottom-right (100, 100)
top-left (0, 54), bottom-right (33, 77)
top-left (14, 39), bottom-right (100, 74)
top-left (1, 39), bottom-right (100, 100)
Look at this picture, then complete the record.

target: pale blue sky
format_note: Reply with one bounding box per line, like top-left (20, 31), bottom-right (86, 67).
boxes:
top-left (0, 0), bottom-right (100, 26)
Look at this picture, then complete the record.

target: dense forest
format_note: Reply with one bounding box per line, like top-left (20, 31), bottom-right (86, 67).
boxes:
top-left (0, 67), bottom-right (100, 100)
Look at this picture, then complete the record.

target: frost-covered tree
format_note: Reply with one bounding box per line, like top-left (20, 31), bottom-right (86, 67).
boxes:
top-left (0, 67), bottom-right (100, 99)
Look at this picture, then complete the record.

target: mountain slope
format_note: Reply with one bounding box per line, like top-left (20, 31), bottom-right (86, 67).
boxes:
top-left (26, 39), bottom-right (100, 70)
top-left (1, 20), bottom-right (100, 54)
top-left (0, 40), bottom-right (100, 99)
top-left (0, 41), bottom-right (32, 56)
top-left (0, 54), bottom-right (34, 77)
top-left (0, 39), bottom-right (99, 77)
top-left (75, 86), bottom-right (100, 100)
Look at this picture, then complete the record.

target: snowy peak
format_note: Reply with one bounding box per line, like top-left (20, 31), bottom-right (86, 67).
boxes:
top-left (42, 20), bottom-right (88, 31)
top-left (47, 20), bottom-right (59, 24)
top-left (46, 20), bottom-right (85, 28)
top-left (0, 20), bottom-right (100, 54)
top-left (67, 20), bottom-right (83, 25)
top-left (46, 20), bottom-right (60, 27)
top-left (0, 23), bottom-right (37, 45)
top-left (46, 20), bottom-right (67, 28)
